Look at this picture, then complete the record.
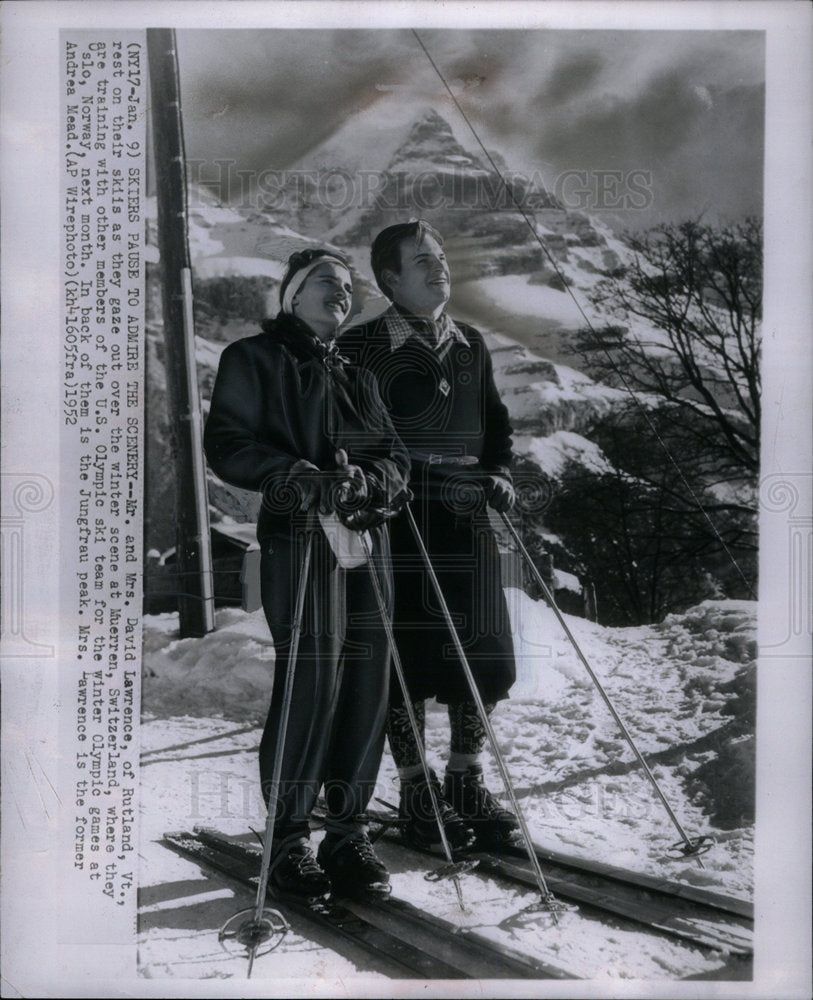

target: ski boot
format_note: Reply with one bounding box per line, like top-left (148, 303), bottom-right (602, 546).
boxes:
top-left (268, 836), bottom-right (332, 900)
top-left (317, 831), bottom-right (391, 899)
top-left (444, 765), bottom-right (520, 849)
top-left (399, 770), bottom-right (476, 852)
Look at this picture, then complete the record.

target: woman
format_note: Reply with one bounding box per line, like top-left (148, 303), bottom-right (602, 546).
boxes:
top-left (204, 248), bottom-right (410, 900)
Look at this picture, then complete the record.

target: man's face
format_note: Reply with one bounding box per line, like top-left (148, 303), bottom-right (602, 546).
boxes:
top-left (386, 234), bottom-right (451, 319)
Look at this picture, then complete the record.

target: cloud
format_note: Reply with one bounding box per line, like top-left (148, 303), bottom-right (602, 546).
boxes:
top-left (174, 28), bottom-right (764, 226)
top-left (542, 50), bottom-right (605, 105)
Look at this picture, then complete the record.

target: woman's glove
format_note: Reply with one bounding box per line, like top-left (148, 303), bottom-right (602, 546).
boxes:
top-left (332, 448), bottom-right (368, 511)
top-left (339, 500), bottom-right (398, 531)
top-left (287, 450), bottom-right (370, 514)
top-left (336, 465), bottom-right (413, 531)
top-left (286, 459), bottom-right (324, 512)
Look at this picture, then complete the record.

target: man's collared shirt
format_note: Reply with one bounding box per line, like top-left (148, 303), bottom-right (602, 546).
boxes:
top-left (383, 304), bottom-right (470, 360)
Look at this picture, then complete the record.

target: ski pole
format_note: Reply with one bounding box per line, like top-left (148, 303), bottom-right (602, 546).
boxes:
top-left (499, 511), bottom-right (712, 865)
top-left (404, 505), bottom-right (563, 919)
top-left (357, 529), bottom-right (475, 913)
top-left (220, 513), bottom-right (317, 976)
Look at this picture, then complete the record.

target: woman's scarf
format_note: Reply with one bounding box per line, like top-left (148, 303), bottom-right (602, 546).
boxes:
top-left (261, 313), bottom-right (352, 390)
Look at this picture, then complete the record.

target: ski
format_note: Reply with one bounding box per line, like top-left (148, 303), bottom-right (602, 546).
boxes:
top-left (363, 809), bottom-right (753, 956)
top-left (497, 833), bottom-right (753, 920)
top-left (163, 829), bottom-right (467, 978)
top-left (163, 828), bottom-right (576, 980)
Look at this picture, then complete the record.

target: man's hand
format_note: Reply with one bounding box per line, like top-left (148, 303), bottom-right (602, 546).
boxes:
top-left (484, 474), bottom-right (515, 513)
top-left (442, 471), bottom-right (515, 515)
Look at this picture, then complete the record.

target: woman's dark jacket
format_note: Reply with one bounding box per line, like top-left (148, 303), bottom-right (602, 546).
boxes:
top-left (203, 314), bottom-right (411, 539)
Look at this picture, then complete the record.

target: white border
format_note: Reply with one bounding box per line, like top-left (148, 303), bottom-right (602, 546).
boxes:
top-left (2, 3), bottom-right (811, 998)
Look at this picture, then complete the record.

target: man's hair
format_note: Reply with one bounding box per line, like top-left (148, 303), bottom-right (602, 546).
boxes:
top-left (370, 220), bottom-right (444, 298)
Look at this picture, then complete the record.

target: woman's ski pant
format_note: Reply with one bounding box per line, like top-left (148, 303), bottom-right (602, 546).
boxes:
top-left (258, 526), bottom-right (391, 841)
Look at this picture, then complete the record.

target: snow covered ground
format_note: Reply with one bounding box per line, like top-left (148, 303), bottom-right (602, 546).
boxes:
top-left (138, 593), bottom-right (755, 985)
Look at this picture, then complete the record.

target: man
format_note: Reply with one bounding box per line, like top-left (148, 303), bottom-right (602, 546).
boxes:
top-left (340, 220), bottom-right (519, 851)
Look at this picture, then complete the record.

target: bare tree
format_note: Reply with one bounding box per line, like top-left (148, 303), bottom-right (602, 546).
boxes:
top-left (579, 218), bottom-right (762, 478)
top-left (536, 219), bottom-right (762, 623)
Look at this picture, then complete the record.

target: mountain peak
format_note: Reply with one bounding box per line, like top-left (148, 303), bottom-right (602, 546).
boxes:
top-left (415, 107), bottom-right (451, 126)
top-left (387, 107), bottom-right (490, 176)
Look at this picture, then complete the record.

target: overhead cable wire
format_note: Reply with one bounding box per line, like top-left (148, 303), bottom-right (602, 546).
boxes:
top-left (411, 29), bottom-right (756, 598)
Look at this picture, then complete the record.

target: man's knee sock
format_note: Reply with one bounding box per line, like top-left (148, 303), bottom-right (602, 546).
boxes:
top-left (446, 699), bottom-right (496, 774)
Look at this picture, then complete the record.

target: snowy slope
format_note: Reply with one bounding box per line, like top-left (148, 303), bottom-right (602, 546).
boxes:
top-left (145, 185), bottom-right (340, 281)
top-left (387, 108), bottom-right (492, 176)
top-left (138, 597), bottom-right (756, 981)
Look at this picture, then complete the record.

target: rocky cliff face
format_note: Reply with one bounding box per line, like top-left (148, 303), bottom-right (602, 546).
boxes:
top-left (329, 109), bottom-right (565, 274)
top-left (263, 107), bottom-right (622, 282)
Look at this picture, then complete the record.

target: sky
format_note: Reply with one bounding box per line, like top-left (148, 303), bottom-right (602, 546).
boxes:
top-left (175, 29), bottom-right (765, 229)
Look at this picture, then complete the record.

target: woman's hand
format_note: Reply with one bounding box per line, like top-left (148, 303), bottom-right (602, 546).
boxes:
top-left (286, 459), bottom-right (324, 511)
top-left (335, 456), bottom-right (413, 531)
top-left (331, 448), bottom-right (368, 513)
top-left (286, 451), bottom-right (371, 514)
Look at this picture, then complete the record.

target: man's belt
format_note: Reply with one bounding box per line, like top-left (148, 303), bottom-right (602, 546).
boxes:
top-left (410, 451), bottom-right (479, 466)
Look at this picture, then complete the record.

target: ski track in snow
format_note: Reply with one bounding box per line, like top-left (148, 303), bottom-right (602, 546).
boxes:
top-left (138, 596), bottom-right (755, 982)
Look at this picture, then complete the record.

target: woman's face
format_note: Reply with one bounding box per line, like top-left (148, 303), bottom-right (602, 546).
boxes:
top-left (292, 261), bottom-right (353, 339)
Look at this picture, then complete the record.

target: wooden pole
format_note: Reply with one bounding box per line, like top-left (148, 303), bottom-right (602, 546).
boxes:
top-left (147, 28), bottom-right (215, 636)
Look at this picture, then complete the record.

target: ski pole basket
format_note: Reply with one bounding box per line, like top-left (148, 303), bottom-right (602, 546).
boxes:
top-left (218, 906), bottom-right (289, 958)
top-left (424, 859), bottom-right (479, 882)
top-left (666, 835), bottom-right (715, 859)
